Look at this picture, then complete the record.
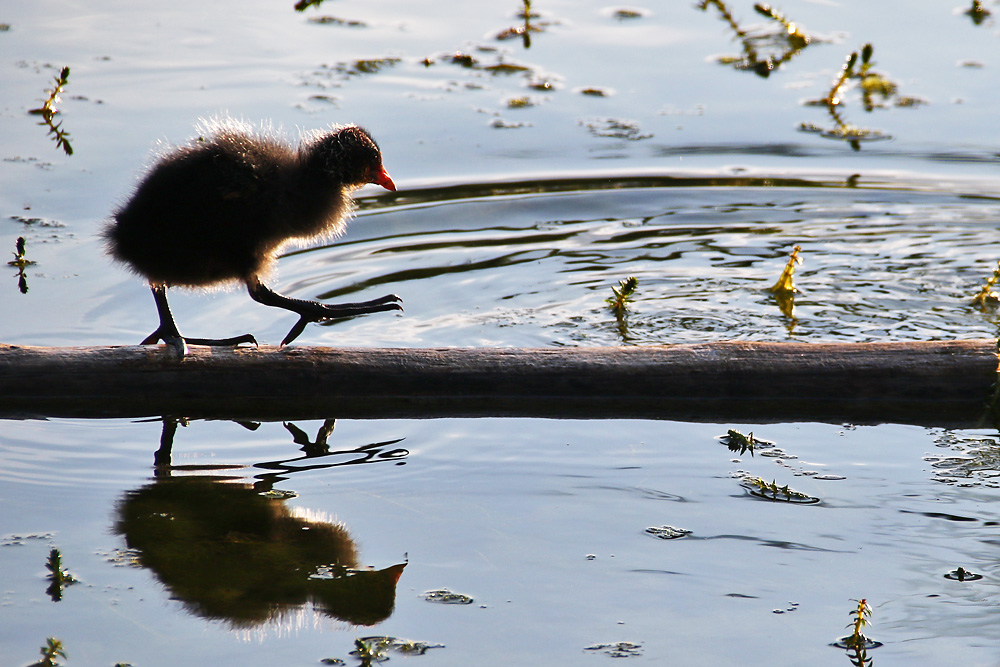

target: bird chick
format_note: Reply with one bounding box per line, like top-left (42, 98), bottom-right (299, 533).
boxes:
top-left (104, 120), bottom-right (401, 354)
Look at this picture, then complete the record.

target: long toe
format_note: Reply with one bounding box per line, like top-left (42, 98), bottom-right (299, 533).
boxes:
top-left (183, 334), bottom-right (259, 347)
top-left (280, 300), bottom-right (402, 347)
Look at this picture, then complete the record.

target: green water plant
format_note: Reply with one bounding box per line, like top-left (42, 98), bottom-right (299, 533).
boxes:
top-left (831, 597), bottom-right (882, 664)
top-left (753, 3), bottom-right (810, 50)
top-left (698, 0), bottom-right (813, 77)
top-left (847, 598), bottom-right (872, 646)
top-left (28, 66), bottom-right (73, 155)
top-left (9, 236), bottom-right (35, 294)
top-left (29, 66), bottom-right (70, 118)
top-left (965, 0), bottom-right (991, 25)
top-left (944, 566), bottom-right (984, 581)
top-left (32, 637), bottom-right (66, 667)
top-left (45, 548), bottom-right (77, 601)
top-left (971, 261), bottom-right (1000, 310)
top-left (606, 276), bottom-right (638, 317)
top-left (495, 1), bottom-right (543, 48)
top-left (770, 245), bottom-right (800, 294)
top-left (720, 428), bottom-right (771, 456)
top-left (742, 476), bottom-right (819, 503)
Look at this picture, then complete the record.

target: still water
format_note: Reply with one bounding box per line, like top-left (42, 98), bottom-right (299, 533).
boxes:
top-left (2, 0), bottom-right (1000, 665)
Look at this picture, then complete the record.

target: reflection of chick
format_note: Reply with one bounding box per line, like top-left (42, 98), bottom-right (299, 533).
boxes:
top-left (114, 476), bottom-right (405, 628)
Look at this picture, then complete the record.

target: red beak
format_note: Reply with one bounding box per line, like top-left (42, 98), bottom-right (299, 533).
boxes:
top-left (371, 166), bottom-right (396, 192)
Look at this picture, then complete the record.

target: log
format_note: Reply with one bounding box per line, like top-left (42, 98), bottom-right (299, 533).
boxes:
top-left (0, 341), bottom-right (996, 425)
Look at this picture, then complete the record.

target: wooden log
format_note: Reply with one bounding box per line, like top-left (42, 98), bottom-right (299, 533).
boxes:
top-left (1, 340), bottom-right (996, 425)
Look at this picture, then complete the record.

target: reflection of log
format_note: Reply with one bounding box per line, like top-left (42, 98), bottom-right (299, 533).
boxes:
top-left (1, 341), bottom-right (996, 425)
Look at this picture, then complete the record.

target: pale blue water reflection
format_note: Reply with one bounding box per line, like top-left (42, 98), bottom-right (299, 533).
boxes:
top-left (3, 417), bottom-right (1000, 665)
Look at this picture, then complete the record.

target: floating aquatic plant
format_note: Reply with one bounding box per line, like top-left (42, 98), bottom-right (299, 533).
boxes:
top-left (351, 636), bottom-right (444, 661)
top-left (831, 597), bottom-right (882, 663)
top-left (801, 43), bottom-right (920, 150)
top-left (698, 0), bottom-right (814, 77)
top-left (28, 67), bottom-right (73, 155)
top-left (971, 261), bottom-right (1000, 310)
top-left (741, 476), bottom-right (819, 504)
top-left (495, 1), bottom-right (544, 48)
top-left (606, 276), bottom-right (638, 317)
top-left (8, 236), bottom-right (35, 294)
top-left (964, 0), bottom-right (991, 25)
top-left (33, 637), bottom-right (67, 667)
top-left (720, 429), bottom-right (772, 456)
top-left (293, 0), bottom-right (326, 10)
top-left (753, 3), bottom-right (810, 50)
top-left (770, 245), bottom-right (801, 294)
top-left (45, 548), bottom-right (77, 602)
top-left (29, 66), bottom-right (70, 118)
top-left (944, 566), bottom-right (983, 581)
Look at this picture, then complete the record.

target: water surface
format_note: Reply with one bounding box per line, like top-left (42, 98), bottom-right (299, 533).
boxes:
top-left (2, 1), bottom-right (1000, 665)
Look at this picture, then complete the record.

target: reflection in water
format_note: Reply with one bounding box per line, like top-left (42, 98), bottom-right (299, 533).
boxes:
top-left (151, 417), bottom-right (408, 490)
top-left (114, 475), bottom-right (406, 628)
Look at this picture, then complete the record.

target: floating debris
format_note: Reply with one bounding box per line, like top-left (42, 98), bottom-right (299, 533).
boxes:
top-left (490, 118), bottom-right (532, 129)
top-left (581, 117), bottom-right (652, 140)
top-left (306, 16), bottom-right (366, 27)
top-left (584, 641), bottom-right (643, 658)
top-left (645, 525), bottom-right (692, 540)
top-left (422, 588), bottom-right (474, 604)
